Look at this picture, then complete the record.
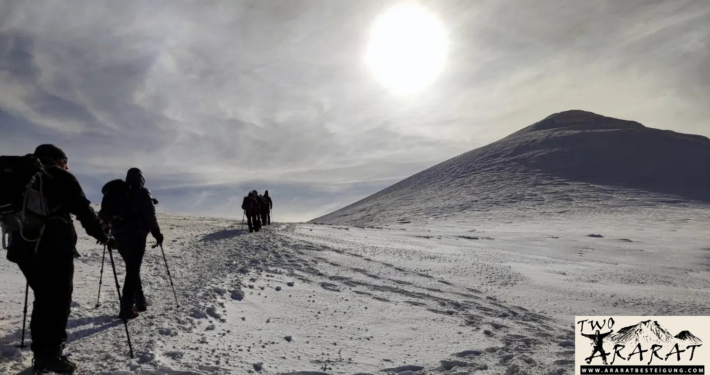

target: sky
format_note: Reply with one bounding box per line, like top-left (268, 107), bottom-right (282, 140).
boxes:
top-left (1, 0), bottom-right (708, 222)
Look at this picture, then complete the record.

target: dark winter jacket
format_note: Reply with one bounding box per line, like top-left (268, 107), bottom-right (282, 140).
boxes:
top-left (110, 168), bottom-right (161, 237)
top-left (257, 195), bottom-right (269, 213)
top-left (263, 194), bottom-right (272, 210)
top-left (7, 165), bottom-right (108, 263)
top-left (241, 194), bottom-right (259, 215)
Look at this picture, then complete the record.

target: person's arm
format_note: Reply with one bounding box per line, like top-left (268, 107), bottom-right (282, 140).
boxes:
top-left (139, 189), bottom-right (162, 241)
top-left (63, 172), bottom-right (109, 243)
top-left (269, 197), bottom-right (273, 209)
top-left (599, 331), bottom-right (613, 339)
top-left (581, 333), bottom-right (594, 339)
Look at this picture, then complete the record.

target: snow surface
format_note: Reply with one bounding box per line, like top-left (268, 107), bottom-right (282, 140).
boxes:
top-left (2, 206), bottom-right (709, 374)
top-left (2, 111), bottom-right (709, 374)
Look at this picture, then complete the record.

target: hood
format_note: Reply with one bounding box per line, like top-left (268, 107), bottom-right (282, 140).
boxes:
top-left (102, 179), bottom-right (127, 195)
top-left (126, 168), bottom-right (145, 188)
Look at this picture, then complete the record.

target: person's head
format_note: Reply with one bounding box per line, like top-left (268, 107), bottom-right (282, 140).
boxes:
top-left (126, 168), bottom-right (145, 188)
top-left (596, 330), bottom-right (600, 335)
top-left (264, 190), bottom-right (269, 197)
top-left (34, 144), bottom-right (68, 170)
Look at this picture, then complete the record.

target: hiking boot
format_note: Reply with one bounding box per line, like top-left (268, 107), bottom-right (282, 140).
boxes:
top-left (118, 308), bottom-right (139, 321)
top-left (135, 304), bottom-right (147, 312)
top-left (33, 354), bottom-right (77, 374)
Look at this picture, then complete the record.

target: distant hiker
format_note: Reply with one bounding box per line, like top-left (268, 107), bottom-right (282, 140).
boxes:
top-left (263, 190), bottom-right (273, 225)
top-left (582, 329), bottom-right (613, 365)
top-left (99, 168), bottom-right (163, 321)
top-left (257, 192), bottom-right (270, 227)
top-left (241, 191), bottom-right (261, 233)
top-left (2, 145), bottom-right (112, 374)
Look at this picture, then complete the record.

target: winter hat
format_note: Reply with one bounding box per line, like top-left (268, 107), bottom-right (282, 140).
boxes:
top-left (126, 168), bottom-right (145, 188)
top-left (34, 144), bottom-right (67, 161)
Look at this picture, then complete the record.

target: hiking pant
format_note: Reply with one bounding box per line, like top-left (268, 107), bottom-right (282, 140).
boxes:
top-left (266, 211), bottom-right (271, 225)
top-left (115, 233), bottom-right (147, 314)
top-left (260, 212), bottom-right (268, 227)
top-left (247, 213), bottom-right (261, 232)
top-left (18, 254), bottom-right (74, 358)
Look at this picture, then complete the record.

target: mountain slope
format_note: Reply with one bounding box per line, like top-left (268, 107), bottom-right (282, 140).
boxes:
top-left (609, 320), bottom-right (676, 346)
top-left (312, 110), bottom-right (710, 225)
top-left (675, 330), bottom-right (703, 345)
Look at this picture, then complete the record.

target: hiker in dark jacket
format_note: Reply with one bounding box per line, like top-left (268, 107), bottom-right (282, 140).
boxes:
top-left (263, 190), bottom-right (273, 225)
top-left (105, 168), bottom-right (163, 321)
top-left (241, 191), bottom-right (261, 232)
top-left (7, 144), bottom-right (112, 374)
top-left (257, 193), bottom-right (270, 227)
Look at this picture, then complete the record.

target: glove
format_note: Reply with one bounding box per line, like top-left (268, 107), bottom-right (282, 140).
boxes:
top-left (153, 232), bottom-right (164, 246)
top-left (106, 237), bottom-right (117, 250)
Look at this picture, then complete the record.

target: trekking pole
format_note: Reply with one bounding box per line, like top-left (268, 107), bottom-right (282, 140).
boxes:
top-left (17, 282), bottom-right (28, 348)
top-left (107, 244), bottom-right (134, 358)
top-left (153, 243), bottom-right (179, 308)
top-left (95, 244), bottom-right (107, 308)
top-left (241, 210), bottom-right (245, 231)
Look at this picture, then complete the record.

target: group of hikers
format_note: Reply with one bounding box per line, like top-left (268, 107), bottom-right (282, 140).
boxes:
top-left (0, 144), bottom-right (273, 374)
top-left (241, 190), bottom-right (273, 232)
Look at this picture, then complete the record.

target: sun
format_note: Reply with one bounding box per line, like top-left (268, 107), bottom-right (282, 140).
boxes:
top-left (365, 4), bottom-right (447, 94)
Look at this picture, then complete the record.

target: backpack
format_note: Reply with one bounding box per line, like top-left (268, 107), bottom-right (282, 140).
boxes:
top-left (99, 179), bottom-right (128, 225)
top-left (0, 155), bottom-right (51, 249)
top-left (242, 195), bottom-right (259, 214)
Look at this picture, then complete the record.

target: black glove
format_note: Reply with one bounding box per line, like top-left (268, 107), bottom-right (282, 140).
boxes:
top-left (153, 232), bottom-right (164, 246)
top-left (106, 237), bottom-right (117, 250)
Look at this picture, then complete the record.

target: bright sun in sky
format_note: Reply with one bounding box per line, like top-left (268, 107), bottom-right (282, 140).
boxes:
top-left (366, 4), bottom-right (447, 94)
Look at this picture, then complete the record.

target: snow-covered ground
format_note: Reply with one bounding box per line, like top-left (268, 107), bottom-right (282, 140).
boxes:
top-left (2, 205), bottom-right (709, 374)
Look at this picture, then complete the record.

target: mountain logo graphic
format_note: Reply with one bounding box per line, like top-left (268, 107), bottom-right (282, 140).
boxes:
top-left (579, 319), bottom-right (703, 365)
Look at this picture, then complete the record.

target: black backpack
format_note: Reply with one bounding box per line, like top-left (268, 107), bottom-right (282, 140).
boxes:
top-left (0, 155), bottom-right (52, 248)
top-left (100, 180), bottom-right (146, 228)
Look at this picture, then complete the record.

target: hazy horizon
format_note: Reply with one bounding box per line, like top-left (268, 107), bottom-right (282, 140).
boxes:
top-left (1, 0), bottom-right (709, 221)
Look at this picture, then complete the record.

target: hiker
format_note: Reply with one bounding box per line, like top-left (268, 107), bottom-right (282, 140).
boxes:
top-left (582, 329), bottom-right (613, 365)
top-left (263, 190), bottom-right (273, 225)
top-left (257, 192), bottom-right (270, 227)
top-left (99, 168), bottom-right (163, 321)
top-left (241, 191), bottom-right (261, 233)
top-left (5, 145), bottom-right (112, 374)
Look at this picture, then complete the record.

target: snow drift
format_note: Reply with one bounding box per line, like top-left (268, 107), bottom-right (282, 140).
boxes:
top-left (313, 110), bottom-right (710, 225)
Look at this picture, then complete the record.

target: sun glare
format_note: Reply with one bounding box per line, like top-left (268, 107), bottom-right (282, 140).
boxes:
top-left (366, 4), bottom-right (447, 94)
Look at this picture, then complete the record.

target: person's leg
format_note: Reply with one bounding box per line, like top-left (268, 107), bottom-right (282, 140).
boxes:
top-left (19, 261), bottom-right (49, 356)
top-left (20, 255), bottom-right (75, 372)
top-left (134, 235), bottom-right (148, 311)
top-left (253, 214), bottom-right (261, 231)
top-left (599, 347), bottom-right (609, 365)
top-left (116, 234), bottom-right (139, 318)
top-left (586, 348), bottom-right (600, 364)
top-left (247, 214), bottom-right (254, 232)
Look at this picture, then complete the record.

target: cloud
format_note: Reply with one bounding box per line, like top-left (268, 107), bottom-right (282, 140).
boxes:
top-left (0, 0), bottom-right (708, 221)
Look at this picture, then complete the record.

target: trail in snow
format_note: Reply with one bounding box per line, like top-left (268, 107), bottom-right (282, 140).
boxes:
top-left (1, 207), bottom-right (709, 374)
